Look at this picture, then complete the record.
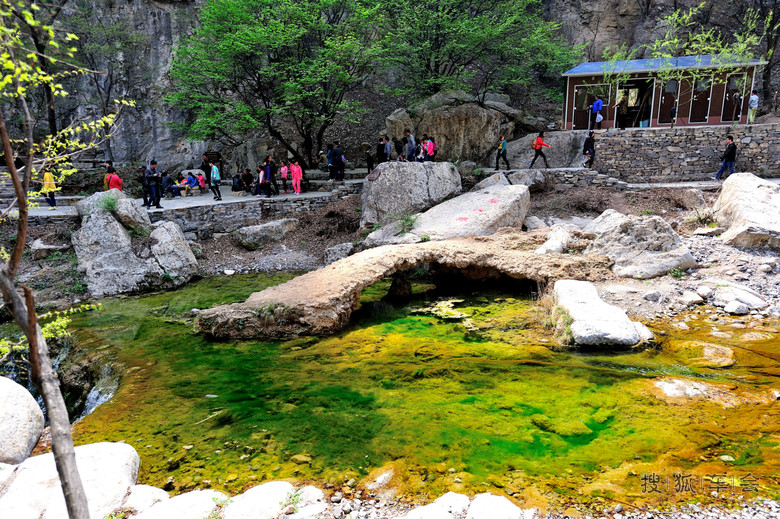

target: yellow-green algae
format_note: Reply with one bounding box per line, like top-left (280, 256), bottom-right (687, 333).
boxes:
top-left (64, 273), bottom-right (780, 509)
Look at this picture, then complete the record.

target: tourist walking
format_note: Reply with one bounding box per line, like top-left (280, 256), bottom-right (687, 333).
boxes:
top-left (209, 159), bottom-right (222, 200)
top-left (376, 138), bottom-right (386, 165)
top-left (590, 95), bottom-right (604, 130)
top-left (748, 90), bottom-right (759, 124)
top-left (290, 159), bottom-right (303, 194)
top-left (267, 155), bottom-right (280, 195)
top-left (41, 169), bottom-right (57, 210)
top-left (430, 137), bottom-right (438, 160)
top-left (254, 164), bottom-right (268, 197)
top-left (383, 137), bottom-right (392, 162)
top-left (495, 134), bottom-right (510, 170)
top-left (332, 142), bottom-right (345, 181)
top-left (365, 146), bottom-right (374, 173)
top-left (139, 165), bottom-right (150, 207)
top-left (714, 135), bottom-right (737, 181)
top-left (582, 131), bottom-right (595, 168)
top-left (612, 92), bottom-right (629, 130)
top-left (200, 154), bottom-right (211, 190)
top-left (405, 129), bottom-right (416, 162)
top-left (106, 167), bottom-right (123, 191)
top-left (144, 160), bottom-right (162, 209)
top-left (529, 131), bottom-right (551, 168)
top-left (279, 160), bottom-right (290, 193)
top-left (326, 144), bottom-right (335, 180)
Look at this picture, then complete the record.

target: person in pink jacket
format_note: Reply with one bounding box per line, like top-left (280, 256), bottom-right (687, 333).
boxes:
top-left (279, 160), bottom-right (290, 193)
top-left (425, 138), bottom-right (434, 161)
top-left (290, 159), bottom-right (303, 194)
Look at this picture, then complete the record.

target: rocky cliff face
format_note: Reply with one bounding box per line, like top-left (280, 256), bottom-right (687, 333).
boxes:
top-left (545, 0), bottom-right (740, 61)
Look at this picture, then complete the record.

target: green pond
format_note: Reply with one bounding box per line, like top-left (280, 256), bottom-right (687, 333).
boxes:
top-left (63, 272), bottom-right (780, 509)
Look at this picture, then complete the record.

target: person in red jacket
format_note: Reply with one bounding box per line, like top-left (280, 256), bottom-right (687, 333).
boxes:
top-left (529, 131), bottom-right (550, 168)
top-left (105, 167), bottom-right (123, 190)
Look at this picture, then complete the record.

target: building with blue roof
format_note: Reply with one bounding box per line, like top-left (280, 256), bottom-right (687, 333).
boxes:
top-left (561, 54), bottom-right (766, 130)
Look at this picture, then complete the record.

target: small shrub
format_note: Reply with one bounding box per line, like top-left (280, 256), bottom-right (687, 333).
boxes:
top-left (669, 267), bottom-right (684, 280)
top-left (371, 223), bottom-right (382, 233)
top-left (420, 234), bottom-right (430, 242)
top-left (161, 272), bottom-right (175, 283)
top-left (98, 196), bottom-right (118, 212)
top-left (397, 213), bottom-right (418, 235)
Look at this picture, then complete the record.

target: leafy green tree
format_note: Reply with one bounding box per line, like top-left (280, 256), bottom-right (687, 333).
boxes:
top-left (382, 0), bottom-right (580, 99)
top-left (168, 0), bottom-right (384, 166)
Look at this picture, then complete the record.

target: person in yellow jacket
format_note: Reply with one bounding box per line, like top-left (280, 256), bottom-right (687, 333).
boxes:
top-left (41, 170), bottom-right (58, 210)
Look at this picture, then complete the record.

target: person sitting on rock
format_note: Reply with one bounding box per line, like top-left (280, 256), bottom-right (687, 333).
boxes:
top-left (183, 172), bottom-right (199, 196)
top-left (196, 171), bottom-right (207, 194)
top-left (240, 168), bottom-right (254, 194)
top-left (231, 173), bottom-right (244, 196)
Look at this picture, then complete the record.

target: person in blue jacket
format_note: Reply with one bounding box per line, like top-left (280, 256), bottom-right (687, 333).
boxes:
top-left (590, 95), bottom-right (604, 130)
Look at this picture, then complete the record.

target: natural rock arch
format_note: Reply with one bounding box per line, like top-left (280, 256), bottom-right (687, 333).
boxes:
top-left (198, 230), bottom-right (613, 340)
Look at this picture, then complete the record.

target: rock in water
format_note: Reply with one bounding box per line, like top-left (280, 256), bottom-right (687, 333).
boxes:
top-left (0, 442), bottom-right (140, 519)
top-left (584, 209), bottom-right (696, 278)
top-left (0, 377), bottom-right (44, 464)
top-left (553, 280), bottom-right (647, 347)
top-left (713, 173), bottom-right (780, 250)
top-left (234, 219), bottom-right (298, 250)
top-left (360, 161), bottom-right (461, 228)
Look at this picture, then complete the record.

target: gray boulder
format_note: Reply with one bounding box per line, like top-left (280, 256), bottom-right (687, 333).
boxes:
top-left (472, 172), bottom-right (509, 191)
top-left (713, 173), bottom-right (780, 250)
top-left (0, 442), bottom-right (139, 519)
top-left (150, 222), bottom-right (199, 282)
top-left (534, 224), bottom-right (575, 254)
top-left (553, 280), bottom-right (647, 347)
top-left (507, 169), bottom-right (547, 192)
top-left (115, 198), bottom-right (152, 232)
top-left (0, 377), bottom-right (44, 464)
top-left (360, 161), bottom-right (461, 227)
top-left (324, 242), bottom-right (355, 265)
top-left (498, 131), bottom-right (588, 170)
top-left (412, 184), bottom-right (530, 241)
top-left (523, 216), bottom-right (548, 231)
top-left (234, 219), bottom-right (298, 250)
top-left (72, 191), bottom-right (197, 297)
top-left (385, 90), bottom-right (543, 163)
top-left (76, 188), bottom-right (124, 217)
top-left (584, 209), bottom-right (697, 279)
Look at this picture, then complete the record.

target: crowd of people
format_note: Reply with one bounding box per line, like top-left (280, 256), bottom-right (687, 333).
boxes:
top-left (370, 130), bottom-right (439, 167)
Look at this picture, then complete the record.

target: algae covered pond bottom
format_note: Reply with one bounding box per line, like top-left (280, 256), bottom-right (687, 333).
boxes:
top-left (69, 273), bottom-right (780, 507)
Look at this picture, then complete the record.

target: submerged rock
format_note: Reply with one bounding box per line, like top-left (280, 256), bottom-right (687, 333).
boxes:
top-left (0, 377), bottom-right (44, 464)
top-left (713, 173), bottom-right (780, 250)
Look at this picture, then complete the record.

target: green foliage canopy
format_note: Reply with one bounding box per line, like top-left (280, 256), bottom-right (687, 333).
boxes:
top-left (168, 0), bottom-right (384, 166)
top-left (383, 0), bottom-right (580, 99)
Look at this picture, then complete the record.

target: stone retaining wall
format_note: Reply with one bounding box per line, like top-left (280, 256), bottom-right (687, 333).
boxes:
top-left (595, 123), bottom-right (780, 182)
top-left (541, 167), bottom-right (628, 190)
top-left (150, 183), bottom-right (360, 239)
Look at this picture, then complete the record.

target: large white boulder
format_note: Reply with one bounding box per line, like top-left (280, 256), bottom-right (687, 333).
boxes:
top-left (0, 377), bottom-right (44, 464)
top-left (360, 161), bottom-right (462, 227)
top-left (713, 173), bottom-right (780, 250)
top-left (553, 280), bottom-right (647, 347)
top-left (134, 489), bottom-right (227, 519)
top-left (404, 492), bottom-right (470, 519)
top-left (584, 209), bottom-right (697, 278)
top-left (472, 172), bottom-right (510, 191)
top-left (534, 224), bottom-right (576, 255)
top-left (466, 493), bottom-right (535, 519)
top-left (411, 184), bottom-right (530, 241)
top-left (121, 484), bottom-right (170, 514)
top-left (0, 442), bottom-right (140, 519)
top-left (223, 480), bottom-right (295, 519)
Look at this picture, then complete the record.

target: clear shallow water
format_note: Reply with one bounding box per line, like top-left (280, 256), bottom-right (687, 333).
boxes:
top-left (64, 273), bottom-right (780, 506)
